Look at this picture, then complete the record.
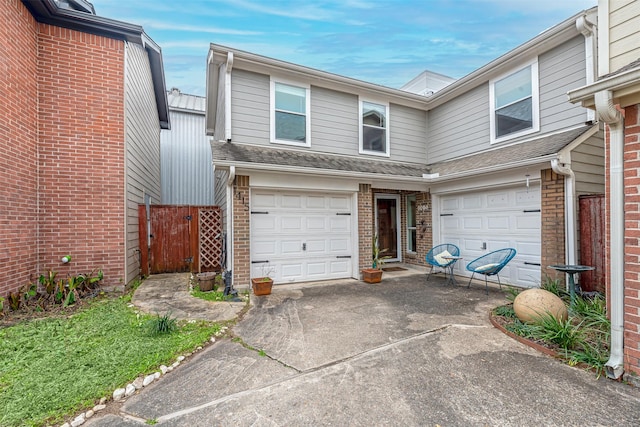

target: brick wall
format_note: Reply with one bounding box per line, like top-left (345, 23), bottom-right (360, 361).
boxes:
top-left (623, 104), bottom-right (640, 377)
top-left (541, 168), bottom-right (566, 280)
top-left (233, 175), bottom-right (250, 286)
top-left (37, 24), bottom-right (126, 287)
top-left (415, 192), bottom-right (432, 266)
top-left (0, 0), bottom-right (39, 296)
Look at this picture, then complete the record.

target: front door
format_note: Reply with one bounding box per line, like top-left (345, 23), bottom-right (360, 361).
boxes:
top-left (375, 194), bottom-right (401, 262)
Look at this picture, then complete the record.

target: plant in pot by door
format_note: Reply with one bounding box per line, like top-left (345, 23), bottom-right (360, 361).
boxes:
top-left (361, 235), bottom-right (389, 283)
top-left (251, 264), bottom-right (274, 296)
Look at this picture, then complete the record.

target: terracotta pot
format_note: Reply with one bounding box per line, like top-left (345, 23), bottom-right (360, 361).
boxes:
top-left (251, 278), bottom-right (273, 295)
top-left (361, 268), bottom-right (383, 283)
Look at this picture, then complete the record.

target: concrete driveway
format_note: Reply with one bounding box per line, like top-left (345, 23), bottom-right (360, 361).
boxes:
top-left (86, 271), bottom-right (640, 426)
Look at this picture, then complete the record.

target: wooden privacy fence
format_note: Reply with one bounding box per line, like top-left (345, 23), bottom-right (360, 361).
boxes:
top-left (138, 205), bottom-right (223, 275)
top-left (578, 194), bottom-right (605, 294)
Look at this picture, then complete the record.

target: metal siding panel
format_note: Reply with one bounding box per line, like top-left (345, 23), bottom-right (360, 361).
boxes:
top-left (160, 110), bottom-right (214, 205)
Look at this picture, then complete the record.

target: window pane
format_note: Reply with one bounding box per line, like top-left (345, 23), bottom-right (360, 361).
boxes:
top-left (275, 111), bottom-right (306, 142)
top-left (495, 97), bottom-right (532, 137)
top-left (409, 229), bottom-right (417, 252)
top-left (275, 83), bottom-right (306, 113)
top-left (495, 66), bottom-right (531, 108)
top-left (407, 195), bottom-right (416, 227)
top-left (362, 102), bottom-right (386, 127)
top-left (363, 126), bottom-right (386, 152)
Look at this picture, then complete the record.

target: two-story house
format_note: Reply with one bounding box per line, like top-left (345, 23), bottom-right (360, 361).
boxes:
top-left (1, 0), bottom-right (168, 296)
top-left (568, 0), bottom-right (640, 383)
top-left (205, 7), bottom-right (603, 293)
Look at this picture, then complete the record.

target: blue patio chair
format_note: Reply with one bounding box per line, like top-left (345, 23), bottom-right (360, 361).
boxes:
top-left (466, 248), bottom-right (517, 294)
top-left (425, 243), bottom-right (460, 281)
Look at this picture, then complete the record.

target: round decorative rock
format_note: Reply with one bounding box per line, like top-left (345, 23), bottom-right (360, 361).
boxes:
top-left (513, 288), bottom-right (568, 323)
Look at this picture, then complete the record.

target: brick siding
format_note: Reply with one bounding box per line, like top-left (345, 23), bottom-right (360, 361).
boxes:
top-left (0, 0), bottom-right (39, 296)
top-left (232, 175), bottom-right (250, 286)
top-left (541, 168), bottom-right (566, 280)
top-left (358, 184), bottom-right (373, 272)
top-left (623, 104), bottom-right (640, 377)
top-left (1, 0), bottom-right (127, 296)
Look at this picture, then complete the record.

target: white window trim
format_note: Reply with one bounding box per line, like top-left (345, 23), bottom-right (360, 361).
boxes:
top-left (359, 98), bottom-right (390, 157)
top-left (489, 58), bottom-right (540, 144)
top-left (270, 77), bottom-right (311, 147)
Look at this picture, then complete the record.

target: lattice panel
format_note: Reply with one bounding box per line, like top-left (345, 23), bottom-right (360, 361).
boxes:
top-left (199, 208), bottom-right (223, 272)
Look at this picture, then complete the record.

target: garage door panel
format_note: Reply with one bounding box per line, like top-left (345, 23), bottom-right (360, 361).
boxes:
top-left (329, 196), bottom-right (350, 210)
top-left (442, 198), bottom-right (459, 211)
top-left (281, 194), bottom-right (303, 208)
top-left (441, 216), bottom-right (459, 231)
top-left (281, 240), bottom-right (304, 255)
top-left (487, 216), bottom-right (510, 230)
top-left (463, 195), bottom-right (483, 209)
top-left (463, 216), bottom-right (483, 230)
top-left (252, 192), bottom-right (277, 209)
top-left (306, 216), bottom-right (327, 231)
top-left (487, 191), bottom-right (509, 207)
top-left (306, 195), bottom-right (326, 209)
top-left (330, 216), bottom-right (350, 232)
top-left (515, 213), bottom-right (540, 230)
top-left (515, 241), bottom-right (540, 257)
top-left (516, 189), bottom-right (540, 204)
top-left (305, 239), bottom-right (326, 253)
top-left (252, 240), bottom-right (277, 257)
top-left (253, 215), bottom-right (276, 231)
top-left (281, 216), bottom-right (303, 231)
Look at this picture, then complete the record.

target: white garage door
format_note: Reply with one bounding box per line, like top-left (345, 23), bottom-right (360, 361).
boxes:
top-left (250, 190), bottom-right (353, 284)
top-left (440, 185), bottom-right (541, 288)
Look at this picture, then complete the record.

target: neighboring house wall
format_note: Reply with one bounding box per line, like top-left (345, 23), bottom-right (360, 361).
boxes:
top-left (161, 96), bottom-right (214, 205)
top-left (0, 0), bottom-right (39, 296)
top-left (230, 69), bottom-right (428, 164)
top-left (607, 0), bottom-right (640, 73)
top-left (38, 24), bottom-right (126, 286)
top-left (125, 42), bottom-right (161, 284)
top-left (428, 36), bottom-right (588, 164)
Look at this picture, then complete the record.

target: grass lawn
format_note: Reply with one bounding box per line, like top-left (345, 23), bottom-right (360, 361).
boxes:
top-left (0, 293), bottom-right (221, 427)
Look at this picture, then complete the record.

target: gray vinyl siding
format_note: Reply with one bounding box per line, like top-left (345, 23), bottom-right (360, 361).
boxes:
top-left (214, 169), bottom-right (228, 230)
top-left (538, 36), bottom-right (587, 132)
top-left (389, 104), bottom-right (427, 163)
top-left (427, 36), bottom-right (588, 164)
top-left (125, 42), bottom-right (162, 285)
top-left (310, 86), bottom-right (358, 156)
top-left (160, 110), bottom-right (214, 205)
top-left (231, 69), bottom-right (427, 163)
top-left (572, 129), bottom-right (605, 197)
top-left (231, 69), bottom-right (270, 145)
top-left (427, 85), bottom-right (489, 163)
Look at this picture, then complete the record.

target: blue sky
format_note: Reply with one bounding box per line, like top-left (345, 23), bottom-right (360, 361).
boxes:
top-left (90, 0), bottom-right (597, 97)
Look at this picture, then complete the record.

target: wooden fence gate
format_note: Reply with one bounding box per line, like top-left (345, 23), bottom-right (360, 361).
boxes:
top-left (138, 205), bottom-right (223, 275)
top-left (578, 194), bottom-right (606, 293)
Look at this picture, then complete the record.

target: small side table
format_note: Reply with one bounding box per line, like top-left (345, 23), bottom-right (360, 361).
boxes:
top-left (442, 256), bottom-right (463, 286)
top-left (548, 264), bottom-right (595, 307)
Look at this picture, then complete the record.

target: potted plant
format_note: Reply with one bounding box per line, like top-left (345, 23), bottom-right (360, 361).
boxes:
top-left (251, 264), bottom-right (274, 296)
top-left (361, 234), bottom-right (389, 283)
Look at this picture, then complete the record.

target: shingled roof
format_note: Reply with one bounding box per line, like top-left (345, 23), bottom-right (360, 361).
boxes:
top-left (211, 124), bottom-right (595, 181)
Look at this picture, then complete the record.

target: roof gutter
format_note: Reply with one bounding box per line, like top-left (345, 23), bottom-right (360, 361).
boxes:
top-left (567, 65), bottom-right (640, 108)
top-left (595, 90), bottom-right (625, 380)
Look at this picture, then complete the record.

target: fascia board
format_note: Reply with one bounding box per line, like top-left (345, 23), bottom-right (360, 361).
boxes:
top-left (425, 10), bottom-right (585, 109)
top-left (567, 67), bottom-right (640, 107)
top-left (211, 159), bottom-right (429, 183)
top-left (429, 155), bottom-right (558, 183)
top-left (208, 44), bottom-right (430, 111)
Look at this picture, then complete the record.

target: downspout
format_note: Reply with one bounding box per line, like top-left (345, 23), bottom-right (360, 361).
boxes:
top-left (225, 166), bottom-right (236, 284)
top-left (595, 90), bottom-right (624, 379)
top-left (550, 158), bottom-right (577, 266)
top-left (224, 52), bottom-right (233, 142)
top-left (576, 13), bottom-right (597, 123)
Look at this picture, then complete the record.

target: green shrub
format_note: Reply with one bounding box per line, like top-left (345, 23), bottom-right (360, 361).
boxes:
top-left (530, 312), bottom-right (584, 351)
top-left (145, 312), bottom-right (178, 336)
top-left (494, 304), bottom-right (516, 318)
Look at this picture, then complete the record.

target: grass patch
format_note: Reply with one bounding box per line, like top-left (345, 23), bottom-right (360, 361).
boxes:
top-left (0, 295), bottom-right (220, 427)
top-left (190, 286), bottom-right (233, 302)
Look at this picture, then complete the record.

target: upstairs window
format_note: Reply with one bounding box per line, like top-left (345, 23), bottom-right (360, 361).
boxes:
top-left (490, 60), bottom-right (539, 143)
top-left (270, 79), bottom-right (310, 147)
top-left (360, 100), bottom-right (389, 156)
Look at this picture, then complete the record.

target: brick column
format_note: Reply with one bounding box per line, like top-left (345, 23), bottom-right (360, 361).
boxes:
top-left (541, 168), bottom-right (565, 280)
top-left (233, 175), bottom-right (250, 287)
top-left (623, 104), bottom-right (640, 379)
top-left (415, 192), bottom-right (432, 266)
top-left (358, 184), bottom-right (373, 272)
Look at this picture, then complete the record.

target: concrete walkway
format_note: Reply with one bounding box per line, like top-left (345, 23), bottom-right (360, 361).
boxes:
top-left (86, 270), bottom-right (640, 426)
